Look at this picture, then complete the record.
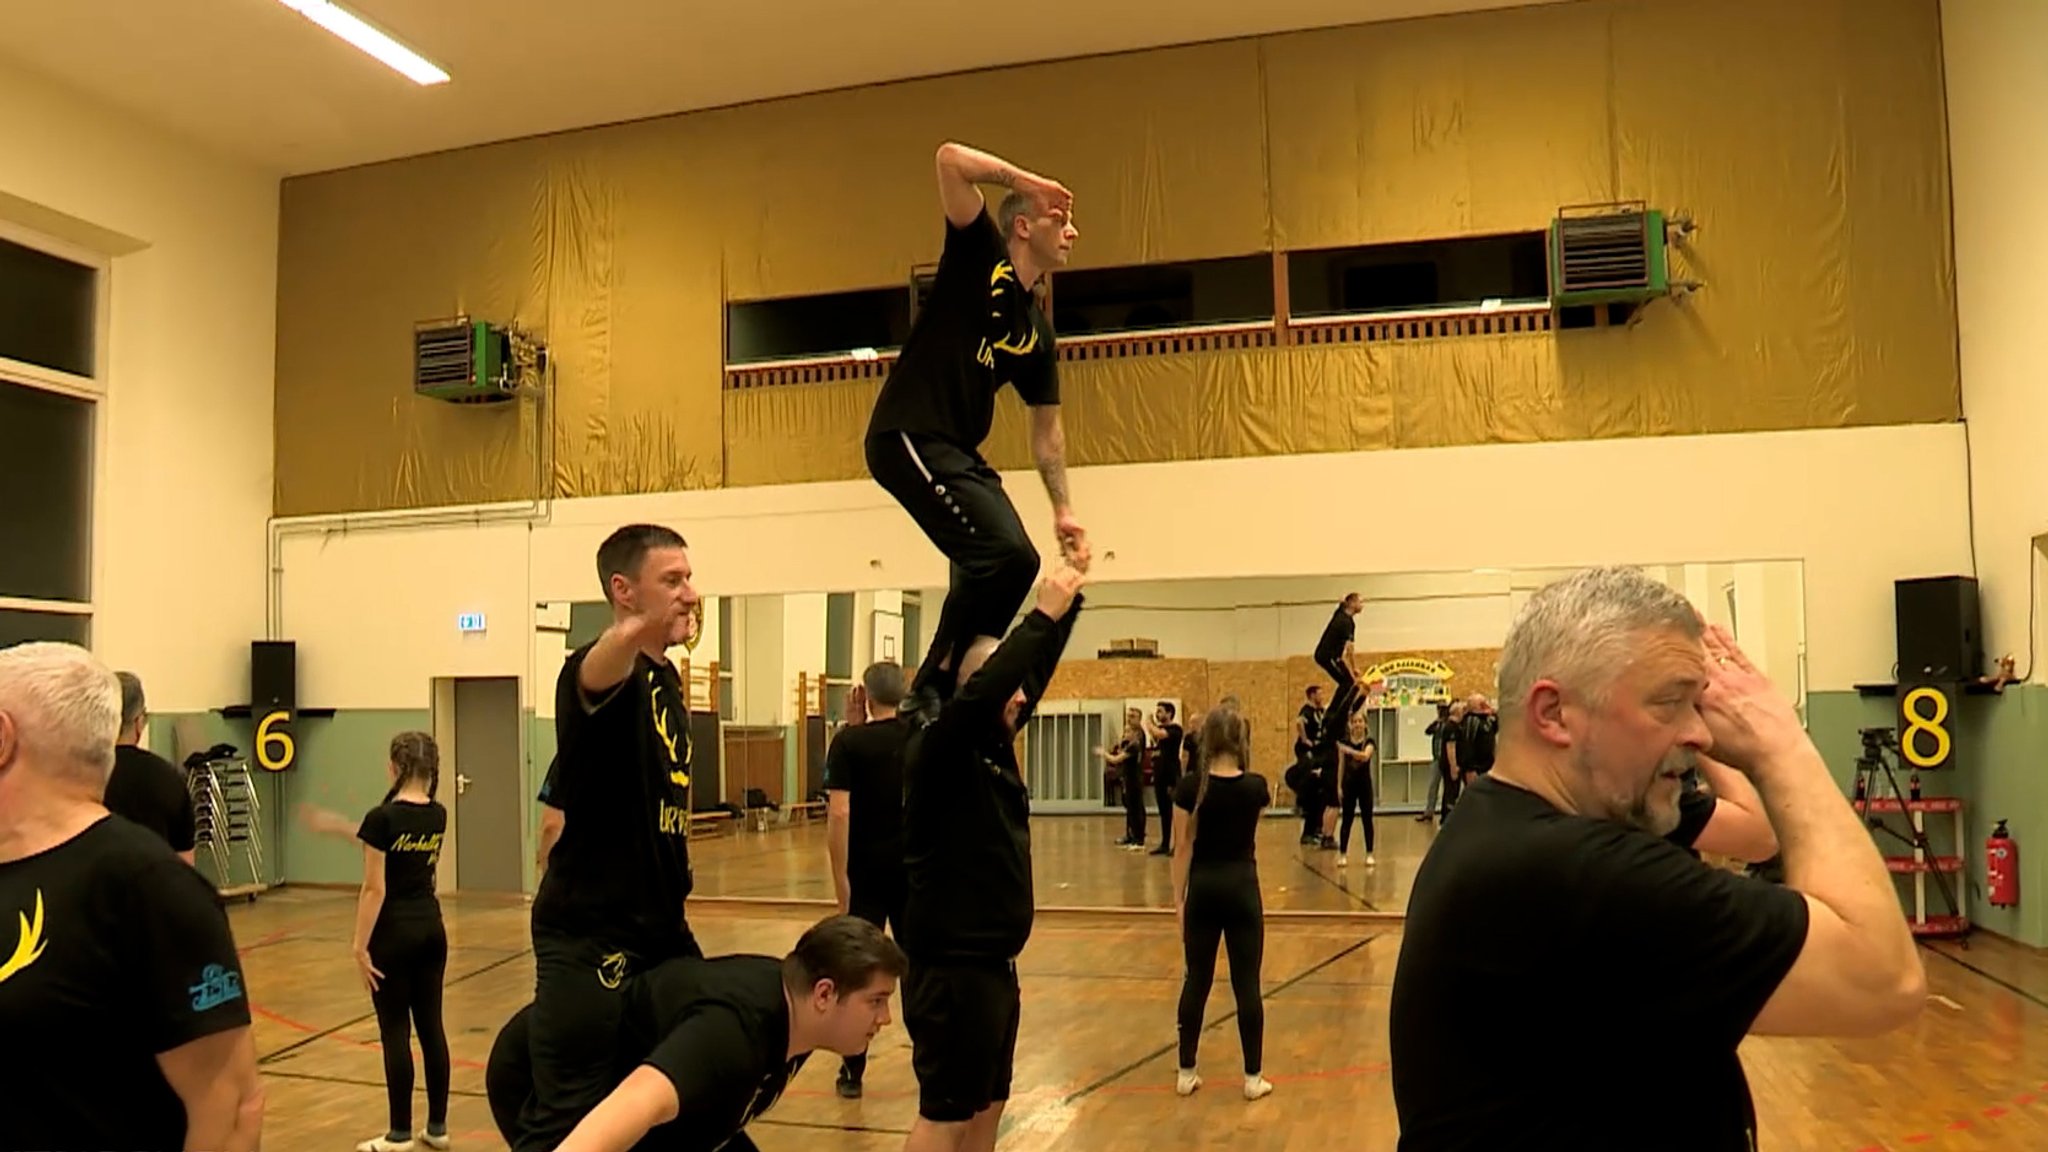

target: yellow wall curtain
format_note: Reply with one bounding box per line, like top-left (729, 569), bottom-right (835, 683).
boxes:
top-left (275, 0), bottom-right (1955, 516)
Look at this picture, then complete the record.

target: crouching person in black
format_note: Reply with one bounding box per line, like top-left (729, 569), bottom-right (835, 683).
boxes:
top-left (900, 564), bottom-right (1087, 1152)
top-left (488, 914), bottom-right (906, 1152)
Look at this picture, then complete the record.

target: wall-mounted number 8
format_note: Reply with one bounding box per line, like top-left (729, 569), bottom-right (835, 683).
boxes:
top-left (1900, 686), bottom-right (1951, 769)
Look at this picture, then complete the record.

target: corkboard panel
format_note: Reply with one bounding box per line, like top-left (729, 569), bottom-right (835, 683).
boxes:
top-left (1041, 658), bottom-right (1213, 718)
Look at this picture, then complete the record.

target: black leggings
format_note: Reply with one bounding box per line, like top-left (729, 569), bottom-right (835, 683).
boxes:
top-left (1177, 861), bottom-right (1265, 1075)
top-left (866, 431), bottom-right (1040, 694)
top-left (1339, 770), bottom-right (1376, 854)
top-left (1122, 761), bottom-right (1147, 842)
top-left (840, 879), bottom-right (906, 1084)
top-left (367, 914), bottom-right (451, 1136)
top-left (1154, 773), bottom-right (1179, 850)
top-left (1317, 654), bottom-right (1358, 716)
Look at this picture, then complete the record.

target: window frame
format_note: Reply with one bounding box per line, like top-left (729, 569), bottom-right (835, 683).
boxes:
top-left (0, 215), bottom-right (110, 646)
top-left (1281, 228), bottom-right (1554, 329)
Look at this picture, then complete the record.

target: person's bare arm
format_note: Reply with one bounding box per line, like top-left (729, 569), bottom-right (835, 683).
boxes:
top-left (1029, 404), bottom-right (1072, 511)
top-left (826, 790), bottom-right (853, 913)
top-left (537, 804), bottom-right (565, 877)
top-left (352, 846), bottom-right (388, 992)
top-left (1700, 626), bottom-right (1924, 1037)
top-left (557, 1065), bottom-right (678, 1152)
top-left (158, 1028), bottom-right (265, 1152)
top-left (935, 142), bottom-right (1070, 230)
top-left (1691, 754), bottom-right (1780, 864)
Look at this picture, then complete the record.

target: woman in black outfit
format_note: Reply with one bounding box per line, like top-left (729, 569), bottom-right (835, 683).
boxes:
top-left (1335, 718), bottom-right (1377, 867)
top-left (1170, 703), bottom-right (1274, 1101)
top-left (303, 732), bottom-right (452, 1152)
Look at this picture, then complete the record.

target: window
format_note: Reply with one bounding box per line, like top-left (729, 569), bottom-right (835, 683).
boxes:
top-left (1052, 255), bottom-right (1273, 337)
top-left (0, 378), bottom-right (94, 603)
top-left (0, 607), bottom-right (91, 648)
top-left (0, 235), bottom-right (97, 378)
top-left (1288, 233), bottom-right (1548, 318)
top-left (726, 285), bottom-right (912, 365)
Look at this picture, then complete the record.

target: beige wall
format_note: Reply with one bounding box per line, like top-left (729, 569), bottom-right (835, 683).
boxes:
top-left (1945, 0), bottom-right (2048, 680)
top-left (0, 61), bottom-right (277, 712)
top-left (272, 422), bottom-right (1967, 710)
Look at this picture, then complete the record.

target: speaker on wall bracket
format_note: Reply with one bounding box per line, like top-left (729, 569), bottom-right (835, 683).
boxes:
top-left (1894, 576), bottom-right (1982, 684)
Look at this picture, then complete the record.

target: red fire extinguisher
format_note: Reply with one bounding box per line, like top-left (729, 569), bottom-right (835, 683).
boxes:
top-left (1987, 821), bottom-right (2019, 908)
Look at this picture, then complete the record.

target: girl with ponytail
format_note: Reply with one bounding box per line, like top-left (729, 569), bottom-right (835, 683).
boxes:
top-left (1170, 702), bottom-right (1273, 1102)
top-left (299, 732), bottom-right (452, 1151)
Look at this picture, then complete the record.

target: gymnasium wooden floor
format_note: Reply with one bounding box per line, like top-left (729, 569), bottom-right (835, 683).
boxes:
top-left (237, 852), bottom-right (2048, 1150)
top-left (691, 812), bottom-right (1429, 913)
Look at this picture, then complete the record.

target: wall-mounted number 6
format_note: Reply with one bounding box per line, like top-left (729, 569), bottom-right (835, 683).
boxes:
top-left (256, 710), bottom-right (296, 772)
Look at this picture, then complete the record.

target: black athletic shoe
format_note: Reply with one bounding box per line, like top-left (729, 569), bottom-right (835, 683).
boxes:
top-left (900, 683), bottom-right (942, 727)
top-left (836, 1071), bottom-right (863, 1099)
top-left (1149, 846), bottom-right (1172, 857)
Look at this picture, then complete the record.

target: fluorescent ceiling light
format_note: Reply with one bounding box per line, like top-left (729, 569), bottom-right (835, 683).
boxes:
top-left (275, 0), bottom-right (450, 86)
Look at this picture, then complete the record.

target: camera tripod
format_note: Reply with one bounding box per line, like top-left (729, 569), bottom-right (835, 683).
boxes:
top-left (1853, 731), bottom-right (1964, 938)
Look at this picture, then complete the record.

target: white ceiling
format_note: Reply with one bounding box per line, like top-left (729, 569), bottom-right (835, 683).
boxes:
top-left (0, 0), bottom-right (1572, 176)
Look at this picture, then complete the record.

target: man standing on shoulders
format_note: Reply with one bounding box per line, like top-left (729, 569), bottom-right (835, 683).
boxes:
top-left (824, 660), bottom-right (913, 1099)
top-left (865, 140), bottom-right (1089, 714)
top-left (108, 671), bottom-right (198, 866)
top-left (519, 524), bottom-right (703, 1152)
top-left (900, 566), bottom-right (1086, 1152)
top-left (0, 643), bottom-right (264, 1152)
top-left (1389, 567), bottom-right (1924, 1151)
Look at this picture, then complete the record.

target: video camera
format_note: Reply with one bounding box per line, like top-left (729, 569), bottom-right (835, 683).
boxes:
top-left (1858, 726), bottom-right (1898, 752)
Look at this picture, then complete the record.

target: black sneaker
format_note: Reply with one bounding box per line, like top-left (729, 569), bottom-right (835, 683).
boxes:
top-left (836, 1072), bottom-right (863, 1099)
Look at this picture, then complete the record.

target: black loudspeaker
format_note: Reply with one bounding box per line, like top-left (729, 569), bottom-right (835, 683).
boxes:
top-left (1894, 576), bottom-right (1982, 682)
top-left (251, 640), bottom-right (297, 714)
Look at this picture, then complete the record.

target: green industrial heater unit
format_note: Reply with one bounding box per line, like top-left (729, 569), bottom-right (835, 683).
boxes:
top-left (413, 316), bottom-right (527, 403)
top-left (1547, 202), bottom-right (1697, 322)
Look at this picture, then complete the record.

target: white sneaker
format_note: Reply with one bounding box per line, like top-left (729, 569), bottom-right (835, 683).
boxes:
top-left (1365, 853), bottom-right (1376, 866)
top-left (1243, 1074), bottom-right (1274, 1100)
top-left (1337, 855), bottom-right (1348, 866)
top-left (356, 1137), bottom-right (415, 1152)
top-left (418, 1133), bottom-right (451, 1151)
top-left (1176, 1068), bottom-right (1202, 1096)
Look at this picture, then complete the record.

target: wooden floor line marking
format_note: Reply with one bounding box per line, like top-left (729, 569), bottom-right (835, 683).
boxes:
top-left (256, 949), bottom-right (530, 1065)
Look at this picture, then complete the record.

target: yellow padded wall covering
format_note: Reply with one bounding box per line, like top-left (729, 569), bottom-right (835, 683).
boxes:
top-left (275, 0), bottom-right (1955, 515)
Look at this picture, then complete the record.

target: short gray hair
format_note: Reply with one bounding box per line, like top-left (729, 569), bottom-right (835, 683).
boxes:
top-left (862, 661), bottom-right (906, 708)
top-left (117, 671), bottom-right (147, 730)
top-left (0, 642), bottom-right (122, 783)
top-left (997, 190), bottom-right (1030, 240)
top-left (1496, 567), bottom-right (1702, 718)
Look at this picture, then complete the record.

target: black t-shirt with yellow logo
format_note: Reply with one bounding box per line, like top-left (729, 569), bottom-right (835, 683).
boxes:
top-left (866, 211), bottom-right (1060, 455)
top-left (0, 816), bottom-right (250, 1151)
top-left (533, 643), bottom-right (695, 959)
top-left (358, 798), bottom-right (446, 924)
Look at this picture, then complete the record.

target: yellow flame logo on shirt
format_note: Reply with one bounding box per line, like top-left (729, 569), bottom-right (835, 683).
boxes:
top-left (0, 890), bottom-right (48, 986)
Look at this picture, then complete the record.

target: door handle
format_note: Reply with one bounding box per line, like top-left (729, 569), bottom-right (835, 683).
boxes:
top-left (456, 773), bottom-right (474, 795)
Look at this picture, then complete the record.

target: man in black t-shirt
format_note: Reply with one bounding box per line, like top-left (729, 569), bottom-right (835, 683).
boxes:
top-left (865, 140), bottom-right (1090, 712)
top-left (519, 524), bottom-right (704, 1152)
top-left (489, 914), bottom-right (907, 1152)
top-left (1390, 567), bottom-right (1925, 1151)
top-left (106, 671), bottom-right (198, 865)
top-left (900, 567), bottom-right (1084, 1152)
top-left (823, 659), bottom-right (912, 1098)
top-left (0, 642), bottom-right (263, 1152)
top-left (1313, 594), bottom-right (1363, 718)
top-left (1144, 702), bottom-right (1185, 855)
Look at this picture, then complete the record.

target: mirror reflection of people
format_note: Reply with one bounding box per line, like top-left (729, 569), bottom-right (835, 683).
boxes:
top-left (1142, 702), bottom-right (1185, 856)
top-left (1390, 567), bottom-right (1925, 1150)
top-left (1335, 720), bottom-right (1377, 867)
top-left (1170, 702), bottom-right (1274, 1102)
top-left (1098, 711), bottom-right (1147, 850)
